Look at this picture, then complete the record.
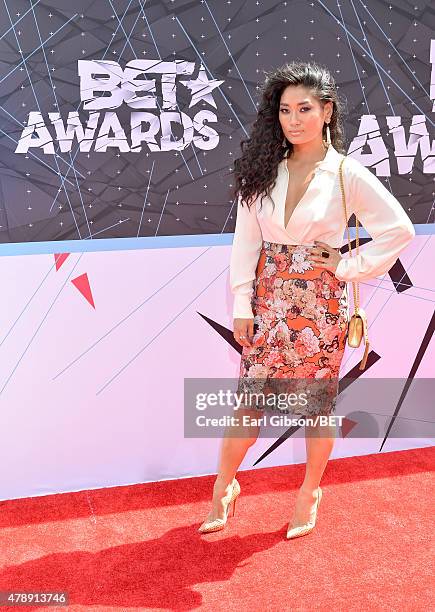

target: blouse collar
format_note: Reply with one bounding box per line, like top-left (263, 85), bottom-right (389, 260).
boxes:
top-left (283, 142), bottom-right (343, 174)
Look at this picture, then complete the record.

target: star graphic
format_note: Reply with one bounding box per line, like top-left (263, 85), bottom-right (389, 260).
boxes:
top-left (179, 64), bottom-right (224, 108)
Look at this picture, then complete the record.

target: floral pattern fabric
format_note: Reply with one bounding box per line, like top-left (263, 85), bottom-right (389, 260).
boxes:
top-left (237, 241), bottom-right (349, 416)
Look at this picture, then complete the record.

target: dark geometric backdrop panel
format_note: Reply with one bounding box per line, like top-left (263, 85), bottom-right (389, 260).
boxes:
top-left (0, 0), bottom-right (433, 244)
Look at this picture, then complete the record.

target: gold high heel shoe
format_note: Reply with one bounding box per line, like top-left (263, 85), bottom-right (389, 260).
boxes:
top-left (286, 486), bottom-right (322, 540)
top-left (198, 478), bottom-right (241, 534)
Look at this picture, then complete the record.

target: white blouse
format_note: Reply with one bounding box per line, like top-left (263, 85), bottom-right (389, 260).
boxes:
top-left (230, 143), bottom-right (416, 319)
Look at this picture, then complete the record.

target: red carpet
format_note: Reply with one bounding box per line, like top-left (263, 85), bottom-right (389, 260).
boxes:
top-left (0, 447), bottom-right (433, 611)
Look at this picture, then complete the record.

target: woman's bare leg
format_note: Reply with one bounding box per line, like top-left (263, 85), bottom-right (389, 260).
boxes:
top-left (302, 420), bottom-right (336, 489)
top-left (203, 408), bottom-right (261, 522)
top-left (290, 420), bottom-right (336, 525)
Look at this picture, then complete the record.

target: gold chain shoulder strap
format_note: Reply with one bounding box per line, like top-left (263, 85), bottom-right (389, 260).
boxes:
top-left (338, 156), bottom-right (360, 315)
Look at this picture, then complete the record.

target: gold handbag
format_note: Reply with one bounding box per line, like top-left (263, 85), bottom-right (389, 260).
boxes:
top-left (338, 157), bottom-right (370, 370)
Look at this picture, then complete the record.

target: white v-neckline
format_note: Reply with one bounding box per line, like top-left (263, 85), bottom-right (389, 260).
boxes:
top-left (283, 158), bottom-right (319, 231)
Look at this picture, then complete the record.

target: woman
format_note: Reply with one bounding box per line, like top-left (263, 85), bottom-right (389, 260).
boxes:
top-left (198, 61), bottom-right (415, 538)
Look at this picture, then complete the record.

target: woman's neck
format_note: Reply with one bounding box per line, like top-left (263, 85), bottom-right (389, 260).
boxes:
top-left (288, 140), bottom-right (329, 164)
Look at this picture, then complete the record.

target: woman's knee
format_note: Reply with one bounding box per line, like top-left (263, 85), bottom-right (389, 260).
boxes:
top-left (305, 420), bottom-right (337, 439)
top-left (223, 427), bottom-right (259, 446)
top-left (223, 409), bottom-right (260, 445)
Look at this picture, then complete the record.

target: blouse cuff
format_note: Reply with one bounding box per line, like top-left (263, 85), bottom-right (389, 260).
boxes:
top-left (233, 294), bottom-right (254, 319)
top-left (334, 256), bottom-right (359, 281)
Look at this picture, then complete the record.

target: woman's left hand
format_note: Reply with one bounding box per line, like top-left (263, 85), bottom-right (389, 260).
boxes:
top-left (309, 240), bottom-right (342, 273)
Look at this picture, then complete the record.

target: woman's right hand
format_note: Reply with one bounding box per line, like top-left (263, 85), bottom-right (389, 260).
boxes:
top-left (233, 318), bottom-right (254, 348)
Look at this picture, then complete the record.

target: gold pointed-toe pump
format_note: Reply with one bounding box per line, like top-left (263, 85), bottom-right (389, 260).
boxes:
top-left (198, 478), bottom-right (241, 534)
top-left (286, 486), bottom-right (322, 540)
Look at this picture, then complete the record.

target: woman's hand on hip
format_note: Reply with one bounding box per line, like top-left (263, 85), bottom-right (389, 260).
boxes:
top-left (309, 240), bottom-right (342, 273)
top-left (233, 318), bottom-right (254, 347)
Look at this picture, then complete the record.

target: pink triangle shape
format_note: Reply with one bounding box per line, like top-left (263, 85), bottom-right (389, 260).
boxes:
top-left (71, 273), bottom-right (95, 308)
top-left (54, 253), bottom-right (70, 271)
top-left (340, 417), bottom-right (358, 438)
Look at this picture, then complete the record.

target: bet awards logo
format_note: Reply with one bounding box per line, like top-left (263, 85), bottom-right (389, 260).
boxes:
top-left (15, 60), bottom-right (224, 154)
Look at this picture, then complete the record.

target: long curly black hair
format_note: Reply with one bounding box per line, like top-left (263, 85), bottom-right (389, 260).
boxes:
top-left (232, 61), bottom-right (347, 212)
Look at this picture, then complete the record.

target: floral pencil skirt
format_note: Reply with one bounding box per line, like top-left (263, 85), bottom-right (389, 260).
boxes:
top-left (237, 241), bottom-right (349, 417)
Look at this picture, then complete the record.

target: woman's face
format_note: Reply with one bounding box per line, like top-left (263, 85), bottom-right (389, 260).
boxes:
top-left (278, 84), bottom-right (332, 146)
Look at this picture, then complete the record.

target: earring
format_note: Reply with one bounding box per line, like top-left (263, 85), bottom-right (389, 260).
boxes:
top-left (325, 123), bottom-right (331, 145)
top-left (282, 136), bottom-right (287, 148)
